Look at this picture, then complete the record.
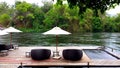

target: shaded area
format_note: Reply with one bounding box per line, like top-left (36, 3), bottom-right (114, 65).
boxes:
top-left (18, 65), bottom-right (120, 68)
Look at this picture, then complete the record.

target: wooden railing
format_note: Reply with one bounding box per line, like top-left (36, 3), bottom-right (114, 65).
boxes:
top-left (104, 46), bottom-right (120, 52)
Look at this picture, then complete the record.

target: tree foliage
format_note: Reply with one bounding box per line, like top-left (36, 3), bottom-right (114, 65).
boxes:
top-left (0, 2), bottom-right (12, 27)
top-left (58, 0), bottom-right (120, 16)
top-left (0, 1), bottom-right (120, 33)
top-left (0, 14), bottom-right (11, 26)
top-left (13, 1), bottom-right (53, 32)
top-left (44, 5), bottom-right (69, 29)
top-left (14, 1), bottom-right (34, 28)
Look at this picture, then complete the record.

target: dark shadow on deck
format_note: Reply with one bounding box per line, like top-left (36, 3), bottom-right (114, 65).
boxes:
top-left (18, 65), bottom-right (120, 68)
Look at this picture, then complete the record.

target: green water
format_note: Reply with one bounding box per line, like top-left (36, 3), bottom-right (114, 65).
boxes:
top-left (0, 33), bottom-right (120, 50)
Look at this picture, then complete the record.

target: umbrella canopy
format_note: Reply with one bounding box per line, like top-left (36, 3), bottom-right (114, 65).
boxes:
top-left (3, 27), bottom-right (22, 33)
top-left (43, 26), bottom-right (71, 52)
top-left (0, 30), bottom-right (8, 35)
top-left (3, 27), bottom-right (22, 45)
top-left (43, 26), bottom-right (71, 35)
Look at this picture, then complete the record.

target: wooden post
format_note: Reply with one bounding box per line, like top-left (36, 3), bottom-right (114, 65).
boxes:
top-left (87, 62), bottom-right (89, 68)
top-left (112, 48), bottom-right (113, 52)
top-left (20, 62), bottom-right (23, 68)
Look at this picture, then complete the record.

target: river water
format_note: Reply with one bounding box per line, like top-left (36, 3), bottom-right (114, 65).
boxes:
top-left (0, 32), bottom-right (120, 50)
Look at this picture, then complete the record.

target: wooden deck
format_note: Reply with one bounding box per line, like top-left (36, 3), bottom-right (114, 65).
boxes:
top-left (0, 46), bottom-right (120, 68)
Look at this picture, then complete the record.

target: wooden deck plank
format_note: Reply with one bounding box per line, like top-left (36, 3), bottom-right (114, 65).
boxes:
top-left (0, 46), bottom-right (120, 68)
top-left (0, 47), bottom-right (91, 64)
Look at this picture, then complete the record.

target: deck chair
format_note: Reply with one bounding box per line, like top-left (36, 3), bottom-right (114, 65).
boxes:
top-left (62, 49), bottom-right (83, 61)
top-left (29, 49), bottom-right (51, 60)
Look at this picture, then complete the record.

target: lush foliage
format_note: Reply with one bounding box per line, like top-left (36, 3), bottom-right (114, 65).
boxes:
top-left (65, 0), bottom-right (120, 16)
top-left (0, 1), bottom-right (120, 33)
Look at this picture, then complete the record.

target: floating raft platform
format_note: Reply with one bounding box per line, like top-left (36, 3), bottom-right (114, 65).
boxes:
top-left (0, 46), bottom-right (120, 68)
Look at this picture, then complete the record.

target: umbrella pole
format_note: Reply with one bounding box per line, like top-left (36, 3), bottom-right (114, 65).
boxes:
top-left (10, 33), bottom-right (12, 45)
top-left (56, 35), bottom-right (58, 52)
top-left (52, 35), bottom-right (61, 59)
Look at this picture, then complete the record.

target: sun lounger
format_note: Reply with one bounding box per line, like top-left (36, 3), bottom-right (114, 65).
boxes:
top-left (0, 44), bottom-right (6, 51)
top-left (62, 49), bottom-right (83, 61)
top-left (26, 49), bottom-right (51, 60)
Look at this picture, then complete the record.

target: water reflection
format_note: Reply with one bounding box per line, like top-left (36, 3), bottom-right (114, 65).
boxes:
top-left (0, 33), bottom-right (120, 49)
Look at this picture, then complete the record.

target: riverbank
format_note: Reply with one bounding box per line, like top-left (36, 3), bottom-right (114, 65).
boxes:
top-left (0, 46), bottom-right (120, 68)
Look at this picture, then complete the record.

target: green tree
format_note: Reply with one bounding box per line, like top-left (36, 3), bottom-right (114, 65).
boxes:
top-left (92, 17), bottom-right (102, 32)
top-left (14, 1), bottom-right (53, 32)
top-left (32, 4), bottom-right (45, 32)
top-left (79, 9), bottom-right (93, 32)
top-left (41, 0), bottom-right (53, 13)
top-left (14, 1), bottom-right (34, 28)
top-left (0, 2), bottom-right (9, 14)
top-left (64, 5), bottom-right (80, 32)
top-left (103, 16), bottom-right (116, 32)
top-left (112, 14), bottom-right (120, 32)
top-left (0, 2), bottom-right (13, 27)
top-left (57, 0), bottom-right (120, 16)
top-left (0, 14), bottom-right (11, 26)
top-left (44, 5), bottom-right (69, 30)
